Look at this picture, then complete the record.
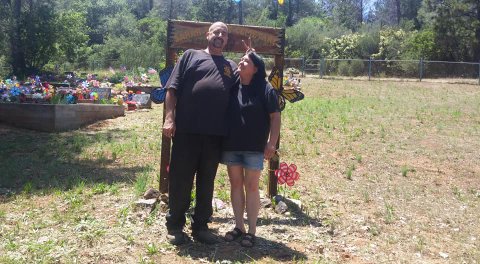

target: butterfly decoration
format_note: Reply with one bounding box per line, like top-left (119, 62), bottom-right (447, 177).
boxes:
top-left (151, 66), bottom-right (173, 104)
top-left (268, 67), bottom-right (304, 111)
top-left (275, 162), bottom-right (300, 187)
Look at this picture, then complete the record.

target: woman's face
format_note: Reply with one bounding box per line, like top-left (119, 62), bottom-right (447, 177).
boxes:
top-left (237, 55), bottom-right (257, 77)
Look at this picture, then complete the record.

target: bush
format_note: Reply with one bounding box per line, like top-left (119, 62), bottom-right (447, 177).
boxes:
top-left (0, 56), bottom-right (10, 79)
top-left (109, 72), bottom-right (125, 84)
top-left (349, 60), bottom-right (366, 76)
top-left (337, 61), bottom-right (350, 76)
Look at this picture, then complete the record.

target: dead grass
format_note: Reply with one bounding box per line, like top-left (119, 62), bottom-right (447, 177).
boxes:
top-left (1, 78), bottom-right (479, 263)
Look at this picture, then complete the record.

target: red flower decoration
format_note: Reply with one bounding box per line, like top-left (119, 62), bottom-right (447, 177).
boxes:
top-left (275, 162), bottom-right (300, 186)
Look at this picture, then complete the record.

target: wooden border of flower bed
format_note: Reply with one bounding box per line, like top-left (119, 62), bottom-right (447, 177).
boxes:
top-left (0, 103), bottom-right (124, 132)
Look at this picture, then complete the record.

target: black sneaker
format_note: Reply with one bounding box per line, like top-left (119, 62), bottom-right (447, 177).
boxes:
top-left (166, 231), bottom-right (190, 245)
top-left (192, 229), bottom-right (219, 244)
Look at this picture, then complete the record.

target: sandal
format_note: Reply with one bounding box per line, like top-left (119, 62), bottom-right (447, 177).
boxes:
top-left (224, 227), bottom-right (244, 242)
top-left (240, 233), bottom-right (255, 248)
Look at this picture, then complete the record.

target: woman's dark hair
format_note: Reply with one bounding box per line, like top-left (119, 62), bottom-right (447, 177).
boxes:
top-left (247, 51), bottom-right (267, 81)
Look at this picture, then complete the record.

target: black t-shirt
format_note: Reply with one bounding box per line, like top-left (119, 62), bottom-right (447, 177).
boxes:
top-left (166, 49), bottom-right (238, 136)
top-left (223, 79), bottom-right (280, 152)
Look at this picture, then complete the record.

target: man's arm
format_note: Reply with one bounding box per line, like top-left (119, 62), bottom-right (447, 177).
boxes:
top-left (162, 88), bottom-right (177, 138)
top-left (264, 112), bottom-right (281, 160)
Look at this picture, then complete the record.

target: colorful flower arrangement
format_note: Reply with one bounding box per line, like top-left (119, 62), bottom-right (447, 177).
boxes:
top-left (1, 66), bottom-right (159, 108)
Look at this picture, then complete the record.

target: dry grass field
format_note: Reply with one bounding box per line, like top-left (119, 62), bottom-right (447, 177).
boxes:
top-left (1, 78), bottom-right (479, 263)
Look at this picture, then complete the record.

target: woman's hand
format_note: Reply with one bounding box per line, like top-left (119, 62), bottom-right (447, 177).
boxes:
top-left (242, 37), bottom-right (255, 54)
top-left (264, 141), bottom-right (276, 160)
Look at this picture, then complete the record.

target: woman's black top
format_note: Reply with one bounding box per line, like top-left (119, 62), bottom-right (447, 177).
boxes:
top-left (223, 79), bottom-right (280, 152)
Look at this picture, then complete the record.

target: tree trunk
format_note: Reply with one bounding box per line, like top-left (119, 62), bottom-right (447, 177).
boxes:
top-left (239, 0), bottom-right (243, 24)
top-left (11, 0), bottom-right (25, 77)
top-left (395, 0), bottom-right (401, 25)
top-left (286, 0), bottom-right (293, 26)
top-left (358, 0), bottom-right (363, 24)
top-left (475, 0), bottom-right (480, 61)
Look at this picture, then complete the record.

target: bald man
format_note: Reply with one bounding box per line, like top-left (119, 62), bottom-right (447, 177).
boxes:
top-left (163, 22), bottom-right (238, 245)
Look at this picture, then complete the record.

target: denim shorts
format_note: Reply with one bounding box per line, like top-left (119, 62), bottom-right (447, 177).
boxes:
top-left (221, 151), bottom-right (264, 171)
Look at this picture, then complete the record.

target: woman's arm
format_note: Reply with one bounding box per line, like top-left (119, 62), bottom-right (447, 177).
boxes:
top-left (264, 112), bottom-right (281, 160)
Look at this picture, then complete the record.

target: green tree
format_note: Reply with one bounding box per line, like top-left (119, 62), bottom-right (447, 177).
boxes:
top-left (419, 0), bottom-right (479, 61)
top-left (56, 11), bottom-right (90, 63)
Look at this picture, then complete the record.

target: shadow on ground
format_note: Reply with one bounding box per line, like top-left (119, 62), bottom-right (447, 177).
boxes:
top-left (176, 235), bottom-right (308, 262)
top-left (213, 198), bottom-right (324, 228)
top-left (0, 123), bottom-right (148, 196)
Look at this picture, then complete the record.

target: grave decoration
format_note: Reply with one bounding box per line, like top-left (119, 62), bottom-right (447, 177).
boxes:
top-left (275, 162), bottom-right (300, 198)
top-left (0, 75), bottom-right (117, 105)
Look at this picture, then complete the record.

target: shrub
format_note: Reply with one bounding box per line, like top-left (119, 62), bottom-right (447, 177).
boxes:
top-left (109, 72), bottom-right (125, 84)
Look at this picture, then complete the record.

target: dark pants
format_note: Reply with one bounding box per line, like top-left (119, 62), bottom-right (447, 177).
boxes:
top-left (166, 133), bottom-right (222, 232)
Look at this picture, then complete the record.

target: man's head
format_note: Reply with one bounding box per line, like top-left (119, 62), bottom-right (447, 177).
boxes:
top-left (206, 22), bottom-right (228, 55)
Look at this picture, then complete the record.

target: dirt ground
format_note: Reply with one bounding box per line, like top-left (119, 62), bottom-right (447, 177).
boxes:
top-left (1, 78), bottom-right (479, 263)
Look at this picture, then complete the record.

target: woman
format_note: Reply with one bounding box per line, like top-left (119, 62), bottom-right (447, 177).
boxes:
top-left (221, 51), bottom-right (281, 247)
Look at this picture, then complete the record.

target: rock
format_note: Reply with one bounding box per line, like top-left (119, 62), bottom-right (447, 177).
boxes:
top-left (135, 198), bottom-right (158, 211)
top-left (158, 200), bottom-right (168, 213)
top-left (260, 197), bottom-right (272, 208)
top-left (212, 198), bottom-right (225, 210)
top-left (160, 193), bottom-right (168, 203)
top-left (275, 201), bottom-right (288, 214)
top-left (143, 188), bottom-right (160, 200)
top-left (439, 252), bottom-right (449, 259)
top-left (274, 195), bottom-right (284, 204)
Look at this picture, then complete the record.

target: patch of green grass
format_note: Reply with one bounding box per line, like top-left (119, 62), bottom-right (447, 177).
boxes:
top-left (92, 182), bottom-right (109, 195)
top-left (135, 171), bottom-right (149, 196)
top-left (401, 165), bottom-right (415, 177)
top-left (355, 154), bottom-right (362, 163)
top-left (415, 236), bottom-right (427, 252)
top-left (368, 224), bottom-right (380, 236)
top-left (0, 209), bottom-right (6, 219)
top-left (5, 238), bottom-right (18, 251)
top-left (0, 256), bottom-right (18, 264)
top-left (346, 164), bottom-right (355, 180)
top-left (362, 189), bottom-right (371, 203)
top-left (26, 239), bottom-right (56, 263)
top-left (146, 243), bottom-right (158, 255)
top-left (109, 183), bottom-right (120, 195)
top-left (118, 205), bottom-right (130, 226)
top-left (145, 207), bottom-right (158, 226)
top-left (384, 203), bottom-right (395, 224)
top-left (452, 186), bottom-right (464, 200)
top-left (22, 181), bottom-right (34, 195)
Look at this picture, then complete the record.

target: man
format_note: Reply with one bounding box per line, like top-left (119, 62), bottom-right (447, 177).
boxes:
top-left (162, 22), bottom-right (238, 245)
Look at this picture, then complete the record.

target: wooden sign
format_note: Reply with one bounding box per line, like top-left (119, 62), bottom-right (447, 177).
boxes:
top-left (168, 20), bottom-right (285, 55)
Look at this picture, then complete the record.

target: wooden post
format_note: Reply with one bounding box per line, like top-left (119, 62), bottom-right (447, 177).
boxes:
top-left (419, 58), bottom-right (424, 82)
top-left (159, 49), bottom-right (176, 194)
top-left (368, 57), bottom-right (372, 81)
top-left (268, 55), bottom-right (284, 198)
top-left (302, 57), bottom-right (305, 77)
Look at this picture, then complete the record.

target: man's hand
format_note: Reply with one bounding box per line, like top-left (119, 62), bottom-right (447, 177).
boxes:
top-left (163, 117), bottom-right (176, 138)
top-left (264, 141), bottom-right (276, 160)
top-left (163, 88), bottom-right (177, 138)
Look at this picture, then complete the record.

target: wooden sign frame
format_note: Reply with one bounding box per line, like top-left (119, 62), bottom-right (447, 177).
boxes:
top-left (160, 20), bottom-right (285, 197)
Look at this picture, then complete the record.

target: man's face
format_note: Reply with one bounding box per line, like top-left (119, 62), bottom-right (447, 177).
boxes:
top-left (206, 23), bottom-right (228, 50)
